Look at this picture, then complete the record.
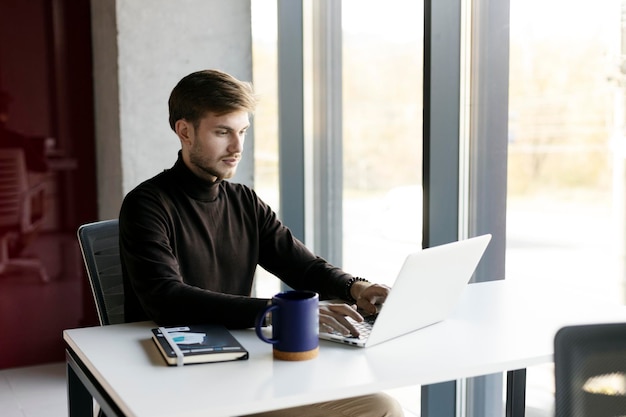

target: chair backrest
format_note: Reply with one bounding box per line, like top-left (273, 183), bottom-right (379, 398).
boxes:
top-left (0, 148), bottom-right (29, 229)
top-left (554, 322), bottom-right (626, 417)
top-left (77, 219), bottom-right (124, 325)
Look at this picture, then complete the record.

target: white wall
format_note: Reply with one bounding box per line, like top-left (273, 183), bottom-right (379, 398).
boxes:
top-left (90, 0), bottom-right (254, 219)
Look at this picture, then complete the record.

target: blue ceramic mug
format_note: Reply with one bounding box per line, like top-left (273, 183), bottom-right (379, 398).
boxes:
top-left (255, 291), bottom-right (319, 361)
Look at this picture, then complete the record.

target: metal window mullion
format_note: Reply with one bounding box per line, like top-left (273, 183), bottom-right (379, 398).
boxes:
top-left (278, 0), bottom-right (305, 242)
top-left (312, 0), bottom-right (343, 266)
top-left (468, 0), bottom-right (509, 285)
top-left (422, 0), bottom-right (462, 416)
top-left (465, 0), bottom-right (513, 416)
top-left (422, 2), bottom-right (462, 250)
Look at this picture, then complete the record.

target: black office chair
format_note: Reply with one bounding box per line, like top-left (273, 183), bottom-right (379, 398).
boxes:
top-left (77, 219), bottom-right (124, 325)
top-left (554, 322), bottom-right (626, 417)
top-left (77, 219), bottom-right (123, 417)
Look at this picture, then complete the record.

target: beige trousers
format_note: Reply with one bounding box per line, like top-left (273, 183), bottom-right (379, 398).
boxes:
top-left (243, 393), bottom-right (404, 417)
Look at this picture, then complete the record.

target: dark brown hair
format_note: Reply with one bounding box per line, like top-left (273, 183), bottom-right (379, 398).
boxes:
top-left (168, 69), bottom-right (256, 131)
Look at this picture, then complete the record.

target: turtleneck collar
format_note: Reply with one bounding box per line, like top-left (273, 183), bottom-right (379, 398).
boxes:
top-left (171, 151), bottom-right (222, 202)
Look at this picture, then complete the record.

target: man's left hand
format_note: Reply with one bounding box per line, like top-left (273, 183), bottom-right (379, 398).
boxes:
top-left (351, 282), bottom-right (390, 315)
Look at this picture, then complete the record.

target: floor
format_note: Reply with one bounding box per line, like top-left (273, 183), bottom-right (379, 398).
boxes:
top-left (0, 362), bottom-right (68, 417)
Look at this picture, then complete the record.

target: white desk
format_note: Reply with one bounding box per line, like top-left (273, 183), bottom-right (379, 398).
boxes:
top-left (64, 280), bottom-right (626, 417)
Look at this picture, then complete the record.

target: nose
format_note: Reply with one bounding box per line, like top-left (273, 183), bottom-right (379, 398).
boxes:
top-left (228, 132), bottom-right (245, 154)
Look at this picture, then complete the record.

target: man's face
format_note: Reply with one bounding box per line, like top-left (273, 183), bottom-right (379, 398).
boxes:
top-left (178, 110), bottom-right (250, 182)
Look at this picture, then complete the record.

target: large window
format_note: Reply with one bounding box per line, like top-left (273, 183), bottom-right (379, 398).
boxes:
top-left (507, 0), bottom-right (624, 415)
top-left (252, 0), bottom-right (423, 293)
top-left (341, 0), bottom-right (423, 285)
top-left (252, 1), bottom-right (423, 413)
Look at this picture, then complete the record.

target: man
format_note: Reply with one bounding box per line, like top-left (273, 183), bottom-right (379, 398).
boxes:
top-left (119, 69), bottom-right (404, 417)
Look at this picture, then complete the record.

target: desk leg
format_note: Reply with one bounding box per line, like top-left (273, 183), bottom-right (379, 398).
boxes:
top-left (67, 360), bottom-right (95, 417)
top-left (421, 381), bottom-right (455, 417)
top-left (506, 369), bottom-right (526, 417)
top-left (66, 349), bottom-right (124, 417)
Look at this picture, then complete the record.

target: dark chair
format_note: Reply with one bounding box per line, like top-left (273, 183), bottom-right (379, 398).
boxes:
top-left (554, 322), bottom-right (626, 417)
top-left (77, 219), bottom-right (124, 325)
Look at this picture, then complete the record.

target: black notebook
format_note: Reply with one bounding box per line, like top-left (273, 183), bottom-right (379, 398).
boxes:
top-left (151, 324), bottom-right (249, 366)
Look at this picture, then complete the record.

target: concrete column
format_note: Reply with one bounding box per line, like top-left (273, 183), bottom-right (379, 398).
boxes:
top-left (90, 0), bottom-right (253, 219)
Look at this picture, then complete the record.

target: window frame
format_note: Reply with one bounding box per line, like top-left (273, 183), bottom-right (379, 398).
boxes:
top-left (275, 0), bottom-right (516, 415)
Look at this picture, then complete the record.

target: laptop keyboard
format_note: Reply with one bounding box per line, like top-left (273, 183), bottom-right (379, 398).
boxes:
top-left (345, 313), bottom-right (378, 339)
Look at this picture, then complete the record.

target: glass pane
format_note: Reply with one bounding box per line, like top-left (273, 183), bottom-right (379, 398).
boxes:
top-left (341, 0), bottom-right (424, 288)
top-left (252, 0), bottom-right (279, 208)
top-left (507, 0), bottom-right (623, 414)
top-left (252, 0), bottom-right (281, 297)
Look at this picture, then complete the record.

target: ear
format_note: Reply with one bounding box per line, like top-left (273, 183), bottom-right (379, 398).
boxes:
top-left (175, 119), bottom-right (193, 146)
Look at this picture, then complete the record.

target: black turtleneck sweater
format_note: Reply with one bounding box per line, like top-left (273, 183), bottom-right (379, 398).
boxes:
top-left (119, 153), bottom-right (354, 328)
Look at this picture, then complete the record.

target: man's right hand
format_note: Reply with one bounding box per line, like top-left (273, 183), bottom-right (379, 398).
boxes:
top-left (319, 303), bottom-right (364, 337)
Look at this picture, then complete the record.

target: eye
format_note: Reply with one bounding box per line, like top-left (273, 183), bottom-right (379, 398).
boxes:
top-left (216, 130), bottom-right (229, 136)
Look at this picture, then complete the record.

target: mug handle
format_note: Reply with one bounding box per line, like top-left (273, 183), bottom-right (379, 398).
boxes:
top-left (255, 304), bottom-right (279, 344)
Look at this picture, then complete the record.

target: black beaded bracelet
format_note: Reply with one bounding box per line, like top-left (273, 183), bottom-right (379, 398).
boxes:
top-left (345, 277), bottom-right (370, 303)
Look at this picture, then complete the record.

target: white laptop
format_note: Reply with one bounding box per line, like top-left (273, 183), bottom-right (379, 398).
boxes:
top-left (319, 234), bottom-right (492, 347)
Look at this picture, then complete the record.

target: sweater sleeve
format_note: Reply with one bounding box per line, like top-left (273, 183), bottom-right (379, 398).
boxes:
top-left (251, 191), bottom-right (354, 300)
